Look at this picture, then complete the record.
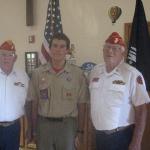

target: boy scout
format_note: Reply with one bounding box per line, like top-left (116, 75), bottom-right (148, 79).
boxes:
top-left (26, 33), bottom-right (89, 150)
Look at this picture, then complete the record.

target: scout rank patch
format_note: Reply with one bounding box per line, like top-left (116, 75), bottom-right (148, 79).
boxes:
top-left (112, 80), bottom-right (125, 85)
top-left (14, 82), bottom-right (24, 87)
top-left (92, 77), bottom-right (99, 82)
top-left (40, 89), bottom-right (48, 100)
top-left (136, 76), bottom-right (143, 84)
top-left (40, 77), bottom-right (49, 100)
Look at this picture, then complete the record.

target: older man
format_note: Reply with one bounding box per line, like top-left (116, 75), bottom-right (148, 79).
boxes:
top-left (0, 40), bottom-right (29, 150)
top-left (89, 32), bottom-right (150, 150)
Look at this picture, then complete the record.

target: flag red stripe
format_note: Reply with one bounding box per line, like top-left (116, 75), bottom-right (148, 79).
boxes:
top-left (41, 44), bottom-right (50, 62)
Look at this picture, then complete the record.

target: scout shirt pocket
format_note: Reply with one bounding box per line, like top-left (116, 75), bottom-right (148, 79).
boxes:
top-left (38, 82), bottom-right (51, 115)
top-left (62, 84), bottom-right (76, 101)
top-left (107, 83), bottom-right (126, 106)
top-left (39, 83), bottom-right (50, 101)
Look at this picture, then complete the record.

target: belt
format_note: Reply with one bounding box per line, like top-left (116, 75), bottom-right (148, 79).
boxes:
top-left (47, 117), bottom-right (63, 122)
top-left (0, 119), bottom-right (18, 127)
top-left (99, 124), bottom-right (134, 135)
top-left (40, 116), bottom-right (64, 122)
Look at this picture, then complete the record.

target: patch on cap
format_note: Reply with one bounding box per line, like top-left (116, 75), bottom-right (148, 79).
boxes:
top-left (105, 32), bottom-right (125, 47)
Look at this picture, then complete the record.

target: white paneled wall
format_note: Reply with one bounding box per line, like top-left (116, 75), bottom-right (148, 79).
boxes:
top-left (0, 0), bottom-right (150, 70)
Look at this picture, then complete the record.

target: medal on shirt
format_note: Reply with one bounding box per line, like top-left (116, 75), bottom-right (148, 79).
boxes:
top-left (112, 80), bottom-right (125, 85)
top-left (14, 82), bottom-right (25, 87)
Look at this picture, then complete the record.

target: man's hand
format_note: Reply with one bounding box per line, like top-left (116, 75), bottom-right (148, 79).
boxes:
top-left (74, 132), bottom-right (84, 149)
top-left (128, 141), bottom-right (141, 150)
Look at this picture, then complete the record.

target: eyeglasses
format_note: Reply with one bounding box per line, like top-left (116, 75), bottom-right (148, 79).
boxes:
top-left (0, 53), bottom-right (16, 57)
top-left (103, 44), bottom-right (122, 51)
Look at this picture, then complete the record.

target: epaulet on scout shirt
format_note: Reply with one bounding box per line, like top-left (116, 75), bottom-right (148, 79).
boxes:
top-left (32, 64), bottom-right (48, 74)
top-left (38, 64), bottom-right (48, 70)
top-left (68, 64), bottom-right (83, 75)
top-left (69, 63), bottom-right (80, 69)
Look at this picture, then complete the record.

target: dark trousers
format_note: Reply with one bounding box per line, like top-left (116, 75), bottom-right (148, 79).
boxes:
top-left (95, 125), bottom-right (134, 150)
top-left (0, 120), bottom-right (20, 150)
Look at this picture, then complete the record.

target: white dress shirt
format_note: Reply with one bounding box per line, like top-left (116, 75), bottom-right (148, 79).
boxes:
top-left (89, 62), bottom-right (150, 130)
top-left (0, 68), bottom-right (29, 121)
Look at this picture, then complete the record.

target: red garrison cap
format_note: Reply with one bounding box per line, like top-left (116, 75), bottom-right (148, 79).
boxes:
top-left (105, 32), bottom-right (125, 47)
top-left (0, 40), bottom-right (16, 51)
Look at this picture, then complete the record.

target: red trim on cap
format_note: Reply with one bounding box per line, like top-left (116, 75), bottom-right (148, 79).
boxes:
top-left (0, 40), bottom-right (16, 51)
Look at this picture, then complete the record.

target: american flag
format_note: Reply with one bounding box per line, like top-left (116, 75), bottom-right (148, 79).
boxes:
top-left (39, 0), bottom-right (63, 64)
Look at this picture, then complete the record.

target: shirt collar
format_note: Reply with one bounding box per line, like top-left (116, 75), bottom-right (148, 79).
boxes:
top-left (0, 67), bottom-right (16, 76)
top-left (42, 62), bottom-right (71, 74)
top-left (104, 59), bottom-right (124, 76)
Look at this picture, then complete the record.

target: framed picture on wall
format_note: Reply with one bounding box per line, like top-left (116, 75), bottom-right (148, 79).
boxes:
top-left (25, 51), bottom-right (39, 77)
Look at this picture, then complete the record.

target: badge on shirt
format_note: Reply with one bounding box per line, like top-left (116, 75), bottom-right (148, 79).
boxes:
top-left (14, 82), bottom-right (25, 87)
top-left (112, 80), bottom-right (125, 85)
top-left (64, 91), bottom-right (73, 101)
top-left (40, 89), bottom-right (48, 100)
top-left (66, 76), bottom-right (72, 82)
top-left (92, 77), bottom-right (99, 82)
top-left (66, 92), bottom-right (72, 97)
top-left (136, 76), bottom-right (143, 85)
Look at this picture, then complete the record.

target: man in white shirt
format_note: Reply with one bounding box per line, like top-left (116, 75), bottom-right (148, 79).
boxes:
top-left (89, 32), bottom-right (150, 150)
top-left (0, 41), bottom-right (29, 150)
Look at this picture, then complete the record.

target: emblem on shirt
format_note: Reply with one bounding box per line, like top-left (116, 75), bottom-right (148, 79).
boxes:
top-left (39, 77), bottom-right (49, 100)
top-left (66, 76), bottom-right (72, 82)
top-left (92, 77), bottom-right (99, 82)
top-left (112, 80), bottom-right (125, 85)
top-left (14, 82), bottom-right (25, 87)
top-left (136, 76), bottom-right (143, 85)
top-left (66, 92), bottom-right (72, 97)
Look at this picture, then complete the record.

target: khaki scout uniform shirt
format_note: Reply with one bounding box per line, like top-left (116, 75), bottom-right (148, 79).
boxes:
top-left (28, 62), bottom-right (88, 118)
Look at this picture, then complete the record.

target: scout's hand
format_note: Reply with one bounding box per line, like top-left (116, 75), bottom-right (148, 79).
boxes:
top-left (26, 127), bottom-right (37, 144)
top-left (26, 127), bottom-right (32, 144)
top-left (74, 132), bottom-right (84, 149)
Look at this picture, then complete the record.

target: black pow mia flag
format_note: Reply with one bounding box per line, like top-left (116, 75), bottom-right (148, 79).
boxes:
top-left (126, 0), bottom-right (150, 91)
